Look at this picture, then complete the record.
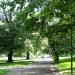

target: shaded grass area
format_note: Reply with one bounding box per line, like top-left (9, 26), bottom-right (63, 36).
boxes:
top-left (0, 70), bottom-right (9, 75)
top-left (0, 59), bottom-right (32, 75)
top-left (56, 57), bottom-right (75, 75)
top-left (0, 60), bottom-right (32, 67)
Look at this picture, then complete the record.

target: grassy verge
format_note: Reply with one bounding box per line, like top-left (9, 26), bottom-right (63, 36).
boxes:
top-left (0, 59), bottom-right (32, 75)
top-left (56, 57), bottom-right (75, 75)
top-left (0, 60), bottom-right (32, 67)
top-left (0, 70), bottom-right (8, 75)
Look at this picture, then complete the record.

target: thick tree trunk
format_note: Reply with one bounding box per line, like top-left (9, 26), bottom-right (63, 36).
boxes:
top-left (53, 51), bottom-right (59, 63)
top-left (26, 50), bottom-right (30, 60)
top-left (7, 50), bottom-right (13, 63)
top-left (52, 41), bottom-right (59, 63)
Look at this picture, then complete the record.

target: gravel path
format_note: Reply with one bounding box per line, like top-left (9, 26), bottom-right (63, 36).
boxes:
top-left (5, 59), bottom-right (61, 75)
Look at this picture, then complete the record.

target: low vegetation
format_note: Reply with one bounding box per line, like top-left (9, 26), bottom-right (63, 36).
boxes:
top-left (56, 57), bottom-right (75, 75)
top-left (0, 60), bottom-right (32, 67)
top-left (0, 59), bottom-right (32, 75)
top-left (0, 70), bottom-right (8, 75)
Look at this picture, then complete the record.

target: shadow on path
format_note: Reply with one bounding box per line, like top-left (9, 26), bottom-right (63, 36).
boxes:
top-left (6, 58), bottom-right (61, 75)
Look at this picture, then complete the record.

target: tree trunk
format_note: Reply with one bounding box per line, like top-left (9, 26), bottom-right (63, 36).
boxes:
top-left (26, 50), bottom-right (30, 60)
top-left (7, 50), bottom-right (13, 63)
top-left (65, 51), bottom-right (68, 56)
top-left (52, 41), bottom-right (59, 63)
top-left (35, 52), bottom-right (38, 58)
top-left (53, 51), bottom-right (59, 63)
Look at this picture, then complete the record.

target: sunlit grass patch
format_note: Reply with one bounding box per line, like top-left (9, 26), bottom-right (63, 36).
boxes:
top-left (56, 57), bottom-right (75, 75)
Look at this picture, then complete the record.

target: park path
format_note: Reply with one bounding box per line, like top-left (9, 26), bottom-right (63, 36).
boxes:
top-left (5, 58), bottom-right (61, 75)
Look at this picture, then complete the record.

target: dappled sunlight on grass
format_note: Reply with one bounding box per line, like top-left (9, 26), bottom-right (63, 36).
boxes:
top-left (56, 57), bottom-right (75, 75)
top-left (57, 62), bottom-right (70, 70)
top-left (63, 72), bottom-right (75, 75)
top-left (0, 59), bottom-right (32, 75)
top-left (0, 60), bottom-right (32, 68)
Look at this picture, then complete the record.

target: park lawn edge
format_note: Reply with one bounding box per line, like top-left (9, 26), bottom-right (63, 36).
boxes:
top-left (56, 57), bottom-right (75, 75)
top-left (0, 70), bottom-right (9, 75)
top-left (0, 61), bottom-right (33, 75)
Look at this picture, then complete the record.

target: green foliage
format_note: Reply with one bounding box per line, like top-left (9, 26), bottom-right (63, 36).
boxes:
top-left (0, 0), bottom-right (75, 64)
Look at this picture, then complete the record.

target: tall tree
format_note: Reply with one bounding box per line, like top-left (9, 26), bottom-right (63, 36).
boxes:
top-left (0, 0), bottom-right (25, 63)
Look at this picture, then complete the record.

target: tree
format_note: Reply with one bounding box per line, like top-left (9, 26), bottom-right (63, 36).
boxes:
top-left (14, 0), bottom-right (75, 67)
top-left (0, 0), bottom-right (25, 63)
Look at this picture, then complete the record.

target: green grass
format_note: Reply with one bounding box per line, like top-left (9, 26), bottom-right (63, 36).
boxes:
top-left (0, 60), bottom-right (32, 67)
top-left (0, 59), bottom-right (32, 75)
top-left (56, 57), bottom-right (75, 75)
top-left (0, 70), bottom-right (8, 75)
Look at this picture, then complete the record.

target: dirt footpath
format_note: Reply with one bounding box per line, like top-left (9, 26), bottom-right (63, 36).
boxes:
top-left (6, 60), bottom-right (61, 75)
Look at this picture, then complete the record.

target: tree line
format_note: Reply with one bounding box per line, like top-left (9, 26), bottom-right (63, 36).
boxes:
top-left (0, 0), bottom-right (75, 63)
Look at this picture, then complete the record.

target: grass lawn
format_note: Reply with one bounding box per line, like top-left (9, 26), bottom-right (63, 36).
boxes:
top-left (0, 70), bottom-right (8, 75)
top-left (0, 59), bottom-right (32, 75)
top-left (56, 57), bottom-right (75, 75)
top-left (0, 59), bottom-right (32, 67)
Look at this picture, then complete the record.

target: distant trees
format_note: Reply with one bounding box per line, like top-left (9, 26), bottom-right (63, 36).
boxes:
top-left (13, 0), bottom-right (75, 63)
top-left (0, 0), bottom-right (75, 64)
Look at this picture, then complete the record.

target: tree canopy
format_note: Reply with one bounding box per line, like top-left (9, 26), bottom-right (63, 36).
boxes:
top-left (0, 0), bottom-right (75, 69)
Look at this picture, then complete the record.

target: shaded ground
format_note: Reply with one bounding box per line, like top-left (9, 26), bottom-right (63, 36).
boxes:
top-left (5, 58), bottom-right (61, 75)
